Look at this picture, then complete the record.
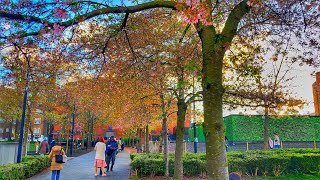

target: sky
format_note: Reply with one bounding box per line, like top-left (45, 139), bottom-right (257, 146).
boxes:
top-left (224, 65), bottom-right (320, 116)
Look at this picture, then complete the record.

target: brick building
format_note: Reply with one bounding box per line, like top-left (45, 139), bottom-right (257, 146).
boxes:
top-left (0, 109), bottom-right (46, 141)
top-left (312, 72), bottom-right (320, 115)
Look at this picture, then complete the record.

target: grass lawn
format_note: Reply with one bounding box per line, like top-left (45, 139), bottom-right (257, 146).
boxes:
top-left (243, 173), bottom-right (320, 180)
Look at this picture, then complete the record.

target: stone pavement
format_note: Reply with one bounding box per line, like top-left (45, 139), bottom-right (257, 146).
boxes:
top-left (29, 150), bottom-right (131, 180)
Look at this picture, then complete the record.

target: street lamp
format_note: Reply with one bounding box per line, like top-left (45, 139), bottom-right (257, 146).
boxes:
top-left (17, 86), bottom-right (29, 163)
top-left (193, 122), bottom-right (198, 153)
top-left (70, 103), bottom-right (76, 157)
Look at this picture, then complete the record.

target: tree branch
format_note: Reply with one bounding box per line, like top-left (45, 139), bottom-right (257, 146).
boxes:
top-left (221, 0), bottom-right (251, 45)
top-left (0, 1), bottom-right (179, 40)
top-left (179, 24), bottom-right (191, 43)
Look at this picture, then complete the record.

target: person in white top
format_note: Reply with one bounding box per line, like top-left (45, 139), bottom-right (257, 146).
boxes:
top-left (94, 137), bottom-right (107, 176)
top-left (274, 133), bottom-right (281, 149)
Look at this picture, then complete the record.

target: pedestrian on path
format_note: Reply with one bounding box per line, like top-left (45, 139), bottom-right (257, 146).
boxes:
top-left (35, 141), bottom-right (39, 154)
top-left (39, 137), bottom-right (49, 155)
top-left (274, 133), bottom-right (281, 149)
top-left (94, 137), bottom-right (107, 177)
top-left (48, 142), bottom-right (65, 180)
top-left (106, 135), bottom-right (118, 171)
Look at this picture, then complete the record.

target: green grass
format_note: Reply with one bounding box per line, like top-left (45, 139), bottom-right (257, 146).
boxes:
top-left (243, 173), bottom-right (320, 180)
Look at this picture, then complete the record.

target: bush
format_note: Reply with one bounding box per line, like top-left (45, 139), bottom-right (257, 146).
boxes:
top-left (131, 148), bottom-right (320, 177)
top-left (224, 115), bottom-right (320, 141)
top-left (0, 156), bottom-right (50, 180)
top-left (122, 137), bottom-right (140, 147)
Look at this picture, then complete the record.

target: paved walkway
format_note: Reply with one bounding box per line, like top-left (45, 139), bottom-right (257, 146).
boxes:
top-left (30, 150), bottom-right (131, 180)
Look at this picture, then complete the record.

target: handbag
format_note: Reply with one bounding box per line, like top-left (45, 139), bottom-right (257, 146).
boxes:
top-left (55, 149), bottom-right (65, 163)
top-left (63, 154), bottom-right (68, 163)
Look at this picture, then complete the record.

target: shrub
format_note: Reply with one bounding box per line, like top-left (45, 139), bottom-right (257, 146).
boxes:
top-left (131, 148), bottom-right (320, 177)
top-left (224, 115), bottom-right (320, 141)
top-left (0, 156), bottom-right (50, 180)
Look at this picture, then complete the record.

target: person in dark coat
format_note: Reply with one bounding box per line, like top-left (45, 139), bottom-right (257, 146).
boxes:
top-left (106, 136), bottom-right (118, 171)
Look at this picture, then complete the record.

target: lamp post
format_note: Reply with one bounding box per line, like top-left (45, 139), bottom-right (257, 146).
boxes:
top-left (193, 122), bottom-right (198, 153)
top-left (70, 103), bottom-right (76, 157)
top-left (17, 87), bottom-right (29, 163)
top-left (15, 42), bottom-right (31, 163)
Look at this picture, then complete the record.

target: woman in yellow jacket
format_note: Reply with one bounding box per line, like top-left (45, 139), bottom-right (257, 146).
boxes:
top-left (48, 142), bottom-right (65, 180)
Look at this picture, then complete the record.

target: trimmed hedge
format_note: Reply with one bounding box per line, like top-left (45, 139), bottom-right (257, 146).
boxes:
top-left (224, 115), bottom-right (320, 141)
top-left (122, 137), bottom-right (140, 147)
top-left (0, 156), bottom-right (50, 180)
top-left (188, 125), bottom-right (206, 142)
top-left (131, 148), bottom-right (320, 177)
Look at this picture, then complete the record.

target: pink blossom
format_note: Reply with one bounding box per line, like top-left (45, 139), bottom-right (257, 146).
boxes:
top-left (176, 1), bottom-right (213, 26)
top-left (54, 7), bottom-right (68, 19)
top-left (53, 23), bottom-right (65, 35)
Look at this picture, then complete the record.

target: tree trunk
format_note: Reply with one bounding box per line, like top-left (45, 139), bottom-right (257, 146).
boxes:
top-left (264, 105), bottom-right (269, 150)
top-left (48, 123), bottom-right (54, 144)
top-left (29, 126), bottom-right (34, 142)
top-left (81, 130), bottom-right (85, 148)
top-left (132, 136), bottom-right (134, 148)
top-left (8, 121), bottom-right (13, 141)
top-left (2, 125), bottom-right (6, 139)
top-left (145, 125), bottom-right (149, 153)
top-left (137, 128), bottom-right (141, 152)
top-left (66, 131), bottom-right (69, 155)
top-left (87, 113), bottom-right (90, 148)
top-left (202, 27), bottom-right (228, 179)
top-left (91, 115), bottom-right (94, 147)
top-left (160, 94), bottom-right (169, 177)
top-left (15, 119), bottom-right (20, 142)
top-left (173, 99), bottom-right (187, 180)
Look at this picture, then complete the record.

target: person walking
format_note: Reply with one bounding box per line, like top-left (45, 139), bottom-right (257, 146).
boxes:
top-left (35, 141), bottom-right (39, 154)
top-left (48, 142), bottom-right (65, 180)
top-left (94, 137), bottom-right (107, 177)
top-left (39, 137), bottom-right (49, 155)
top-left (274, 133), bottom-right (281, 149)
top-left (121, 141), bottom-right (125, 151)
top-left (106, 135), bottom-right (118, 171)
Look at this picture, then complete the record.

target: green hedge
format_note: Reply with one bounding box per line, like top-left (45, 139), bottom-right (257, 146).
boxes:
top-left (0, 156), bottom-right (50, 180)
top-left (122, 137), bottom-right (140, 147)
top-left (131, 148), bottom-right (320, 177)
top-left (224, 115), bottom-right (320, 141)
top-left (188, 125), bottom-right (206, 142)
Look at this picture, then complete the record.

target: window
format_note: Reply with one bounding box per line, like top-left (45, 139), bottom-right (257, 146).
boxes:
top-left (34, 118), bottom-right (41, 125)
top-left (34, 128), bottom-right (41, 134)
top-left (0, 128), bottom-right (3, 133)
top-left (5, 128), bottom-right (9, 132)
top-left (0, 119), bottom-right (4, 124)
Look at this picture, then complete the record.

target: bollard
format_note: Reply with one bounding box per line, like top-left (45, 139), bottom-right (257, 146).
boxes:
top-left (246, 142), bottom-right (249, 151)
top-left (281, 141), bottom-right (283, 149)
top-left (314, 141), bottom-right (317, 149)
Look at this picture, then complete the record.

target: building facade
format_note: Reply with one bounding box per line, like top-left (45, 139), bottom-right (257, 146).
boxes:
top-left (0, 109), bottom-right (46, 141)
